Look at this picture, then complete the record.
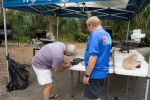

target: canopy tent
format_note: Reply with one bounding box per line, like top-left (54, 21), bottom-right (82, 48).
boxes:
top-left (2, 0), bottom-right (150, 100)
top-left (3, 0), bottom-right (150, 21)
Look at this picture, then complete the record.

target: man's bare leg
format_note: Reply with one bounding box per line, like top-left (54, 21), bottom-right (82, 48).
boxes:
top-left (43, 83), bottom-right (53, 100)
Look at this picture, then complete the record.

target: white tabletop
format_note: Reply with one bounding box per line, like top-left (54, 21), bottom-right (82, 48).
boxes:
top-left (114, 50), bottom-right (148, 77)
top-left (69, 50), bottom-right (148, 77)
top-left (69, 60), bottom-right (114, 74)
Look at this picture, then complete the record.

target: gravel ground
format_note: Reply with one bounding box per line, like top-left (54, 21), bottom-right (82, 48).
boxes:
top-left (0, 43), bottom-right (150, 100)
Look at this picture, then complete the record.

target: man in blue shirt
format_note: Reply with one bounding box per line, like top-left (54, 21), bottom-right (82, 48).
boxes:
top-left (83, 16), bottom-right (112, 100)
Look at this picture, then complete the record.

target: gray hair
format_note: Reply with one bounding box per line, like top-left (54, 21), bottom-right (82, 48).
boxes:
top-left (86, 16), bottom-right (101, 27)
top-left (66, 44), bottom-right (77, 56)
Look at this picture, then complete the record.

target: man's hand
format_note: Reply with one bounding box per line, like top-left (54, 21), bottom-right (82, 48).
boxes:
top-left (83, 76), bottom-right (90, 84)
top-left (64, 62), bottom-right (72, 68)
top-left (63, 60), bottom-right (73, 68)
top-left (54, 60), bottom-right (72, 72)
top-left (55, 60), bottom-right (73, 72)
top-left (65, 60), bottom-right (72, 64)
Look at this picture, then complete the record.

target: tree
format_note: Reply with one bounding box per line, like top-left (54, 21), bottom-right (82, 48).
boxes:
top-left (54, 17), bottom-right (81, 35)
top-left (46, 16), bottom-right (55, 36)
top-left (0, 0), bottom-right (2, 23)
top-left (7, 10), bottom-right (46, 36)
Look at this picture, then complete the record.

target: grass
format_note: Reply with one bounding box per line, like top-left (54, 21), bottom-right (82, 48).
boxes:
top-left (13, 34), bottom-right (30, 43)
top-left (54, 34), bottom-right (87, 49)
top-left (56, 34), bottom-right (75, 43)
top-left (13, 33), bottom-right (76, 43)
top-left (144, 52), bottom-right (150, 62)
top-left (1, 34), bottom-right (30, 44)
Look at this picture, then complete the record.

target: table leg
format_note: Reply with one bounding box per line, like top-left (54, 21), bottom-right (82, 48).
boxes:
top-left (78, 71), bottom-right (80, 83)
top-left (125, 76), bottom-right (130, 98)
top-left (71, 70), bottom-right (74, 97)
top-left (133, 77), bottom-right (138, 100)
top-left (145, 78), bottom-right (150, 100)
top-left (33, 48), bottom-right (40, 56)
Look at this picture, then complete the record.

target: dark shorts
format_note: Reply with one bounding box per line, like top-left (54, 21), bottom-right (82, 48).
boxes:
top-left (84, 78), bottom-right (104, 99)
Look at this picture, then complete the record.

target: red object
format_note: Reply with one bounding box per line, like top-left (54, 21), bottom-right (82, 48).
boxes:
top-left (36, 36), bottom-right (38, 40)
top-left (103, 37), bottom-right (107, 44)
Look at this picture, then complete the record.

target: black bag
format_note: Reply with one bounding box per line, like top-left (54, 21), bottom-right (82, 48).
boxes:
top-left (6, 58), bottom-right (30, 91)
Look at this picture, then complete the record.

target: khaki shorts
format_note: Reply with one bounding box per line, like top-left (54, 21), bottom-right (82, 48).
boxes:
top-left (32, 65), bottom-right (53, 85)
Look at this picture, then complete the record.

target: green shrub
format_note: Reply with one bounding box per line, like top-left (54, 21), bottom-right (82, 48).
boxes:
top-left (74, 33), bottom-right (88, 43)
top-left (13, 34), bottom-right (29, 43)
top-left (144, 52), bottom-right (150, 63)
top-left (112, 33), bottom-right (124, 40)
top-left (56, 34), bottom-right (75, 43)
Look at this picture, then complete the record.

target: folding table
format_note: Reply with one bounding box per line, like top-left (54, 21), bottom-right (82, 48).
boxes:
top-left (69, 50), bottom-right (149, 100)
top-left (113, 50), bottom-right (149, 100)
top-left (69, 57), bottom-right (114, 99)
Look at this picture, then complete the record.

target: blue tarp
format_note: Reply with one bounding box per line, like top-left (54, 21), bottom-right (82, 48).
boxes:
top-left (2, 0), bottom-right (150, 21)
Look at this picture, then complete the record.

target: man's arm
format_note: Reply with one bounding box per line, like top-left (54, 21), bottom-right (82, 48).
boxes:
top-left (54, 65), bottom-right (67, 73)
top-left (86, 56), bottom-right (97, 76)
top-left (83, 56), bottom-right (97, 84)
top-left (54, 60), bottom-right (72, 73)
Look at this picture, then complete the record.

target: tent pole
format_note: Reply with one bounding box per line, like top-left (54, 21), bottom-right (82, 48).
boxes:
top-left (145, 79), bottom-right (149, 100)
top-left (145, 53), bottom-right (150, 100)
top-left (126, 20), bottom-right (130, 43)
top-left (56, 16), bottom-right (59, 41)
top-left (3, 8), bottom-right (10, 81)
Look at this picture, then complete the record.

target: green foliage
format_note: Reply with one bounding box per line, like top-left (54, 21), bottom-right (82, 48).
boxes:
top-left (74, 33), bottom-right (88, 43)
top-left (130, 5), bottom-right (150, 32)
top-left (144, 52), bottom-right (150, 63)
top-left (54, 18), bottom-right (81, 35)
top-left (21, 36), bottom-right (30, 42)
top-left (112, 30), bottom-right (130, 40)
top-left (112, 33), bottom-right (121, 40)
top-left (7, 10), bottom-right (46, 36)
top-left (111, 21), bottom-right (128, 34)
top-left (13, 33), bottom-right (29, 42)
top-left (57, 34), bottom-right (75, 43)
top-left (79, 18), bottom-right (89, 34)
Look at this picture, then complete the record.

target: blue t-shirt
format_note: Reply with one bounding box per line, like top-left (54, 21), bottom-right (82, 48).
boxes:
top-left (84, 28), bottom-right (112, 79)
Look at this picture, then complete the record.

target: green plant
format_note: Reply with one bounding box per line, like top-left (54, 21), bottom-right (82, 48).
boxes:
top-left (144, 52), bottom-right (150, 63)
top-left (74, 33), bottom-right (88, 43)
top-left (112, 33), bottom-right (122, 40)
top-left (56, 34), bottom-right (75, 43)
top-left (13, 33), bottom-right (29, 43)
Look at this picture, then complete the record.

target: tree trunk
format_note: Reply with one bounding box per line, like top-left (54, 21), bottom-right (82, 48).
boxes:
top-left (146, 14), bottom-right (150, 32)
top-left (46, 16), bottom-right (54, 36)
top-left (0, 1), bottom-right (3, 23)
